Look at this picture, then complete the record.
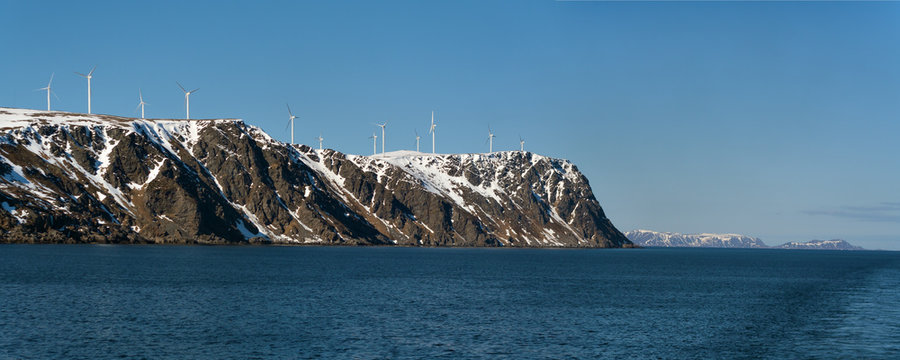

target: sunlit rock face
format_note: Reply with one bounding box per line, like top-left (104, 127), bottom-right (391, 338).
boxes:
top-left (0, 107), bottom-right (629, 247)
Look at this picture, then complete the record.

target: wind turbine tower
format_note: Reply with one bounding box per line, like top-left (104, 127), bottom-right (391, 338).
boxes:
top-left (519, 136), bottom-right (525, 152)
top-left (369, 133), bottom-right (378, 155)
top-left (75, 66), bottom-right (96, 114)
top-left (316, 134), bottom-right (324, 150)
top-left (429, 111), bottom-right (436, 153)
top-left (136, 90), bottom-right (147, 119)
top-left (415, 130), bottom-right (421, 152)
top-left (487, 127), bottom-right (496, 154)
top-left (376, 122), bottom-right (387, 154)
top-left (286, 104), bottom-right (298, 145)
top-left (177, 82), bottom-right (199, 119)
top-left (37, 73), bottom-right (55, 111)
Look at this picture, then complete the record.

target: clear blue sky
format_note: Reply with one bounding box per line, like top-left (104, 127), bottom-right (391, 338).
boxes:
top-left (2, 1), bottom-right (899, 249)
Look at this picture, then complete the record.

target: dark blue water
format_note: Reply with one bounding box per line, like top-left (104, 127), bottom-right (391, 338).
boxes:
top-left (1, 246), bottom-right (898, 359)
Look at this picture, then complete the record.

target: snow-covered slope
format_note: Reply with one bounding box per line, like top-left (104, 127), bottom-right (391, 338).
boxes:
top-left (0, 107), bottom-right (629, 247)
top-left (625, 230), bottom-right (767, 248)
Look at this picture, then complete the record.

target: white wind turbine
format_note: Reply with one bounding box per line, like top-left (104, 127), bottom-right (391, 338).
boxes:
top-left (36, 73), bottom-right (58, 111)
top-left (519, 136), bottom-right (525, 152)
top-left (136, 89), bottom-right (147, 119)
top-left (375, 122), bottom-right (387, 155)
top-left (414, 129), bottom-right (421, 152)
top-left (369, 132), bottom-right (378, 155)
top-left (487, 126), bottom-right (496, 153)
top-left (176, 82), bottom-right (199, 119)
top-left (316, 134), bottom-right (324, 150)
top-left (75, 66), bottom-right (96, 114)
top-left (286, 104), bottom-right (298, 145)
top-left (429, 111), bottom-right (436, 153)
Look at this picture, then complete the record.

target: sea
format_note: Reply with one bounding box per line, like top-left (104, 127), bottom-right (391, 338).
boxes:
top-left (0, 245), bottom-right (898, 359)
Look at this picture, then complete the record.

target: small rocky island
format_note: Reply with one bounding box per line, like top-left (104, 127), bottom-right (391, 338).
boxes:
top-left (0, 107), bottom-right (630, 247)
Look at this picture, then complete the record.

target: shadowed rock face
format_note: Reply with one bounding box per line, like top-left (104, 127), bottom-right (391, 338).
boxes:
top-left (0, 107), bottom-right (630, 247)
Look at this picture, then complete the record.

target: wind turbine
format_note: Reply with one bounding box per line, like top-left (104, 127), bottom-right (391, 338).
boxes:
top-left (176, 82), bottom-right (199, 119)
top-left (75, 66), bottom-right (96, 114)
top-left (376, 122), bottom-right (387, 154)
top-left (369, 132), bottom-right (378, 155)
top-left (136, 89), bottom-right (147, 119)
top-left (519, 136), bottom-right (525, 152)
top-left (36, 73), bottom-right (57, 111)
top-left (414, 129), bottom-right (421, 152)
top-left (316, 134), bottom-right (324, 150)
top-left (486, 126), bottom-right (496, 153)
top-left (429, 111), bottom-right (436, 153)
top-left (286, 104), bottom-right (297, 145)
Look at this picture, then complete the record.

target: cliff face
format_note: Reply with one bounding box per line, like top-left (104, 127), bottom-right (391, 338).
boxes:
top-left (0, 107), bottom-right (629, 247)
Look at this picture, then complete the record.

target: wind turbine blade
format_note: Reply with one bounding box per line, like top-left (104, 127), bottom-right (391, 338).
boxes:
top-left (176, 82), bottom-right (187, 92)
top-left (75, 72), bottom-right (86, 77)
top-left (190, 88), bottom-right (200, 94)
top-left (48, 73), bottom-right (54, 85)
top-left (88, 66), bottom-right (96, 76)
top-left (52, 91), bottom-right (61, 102)
top-left (286, 103), bottom-right (293, 116)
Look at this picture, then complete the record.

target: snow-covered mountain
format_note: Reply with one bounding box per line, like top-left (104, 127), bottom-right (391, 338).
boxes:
top-left (775, 239), bottom-right (863, 250)
top-left (0, 107), bottom-right (629, 247)
top-left (625, 230), bottom-right (767, 248)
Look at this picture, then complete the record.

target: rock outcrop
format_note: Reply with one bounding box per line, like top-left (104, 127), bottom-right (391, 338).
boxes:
top-left (0, 107), bottom-right (629, 247)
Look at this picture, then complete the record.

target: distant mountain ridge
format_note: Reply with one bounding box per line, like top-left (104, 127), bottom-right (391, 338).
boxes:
top-left (625, 230), bottom-right (767, 248)
top-left (626, 230), bottom-right (864, 250)
top-left (775, 239), bottom-right (863, 250)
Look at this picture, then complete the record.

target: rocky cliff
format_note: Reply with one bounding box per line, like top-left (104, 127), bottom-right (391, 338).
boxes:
top-left (0, 107), bottom-right (629, 247)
